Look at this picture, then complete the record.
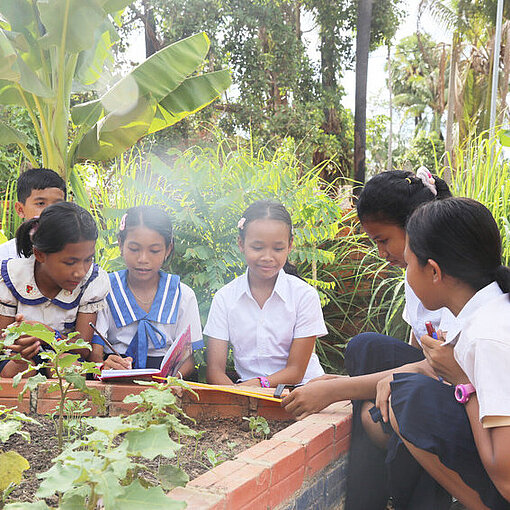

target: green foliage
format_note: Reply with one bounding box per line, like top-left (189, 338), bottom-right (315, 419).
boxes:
top-left (202, 447), bottom-right (225, 468)
top-left (86, 139), bottom-right (361, 372)
top-left (0, 1), bottom-right (231, 180)
top-left (2, 323), bottom-right (104, 451)
top-left (243, 415), bottom-right (270, 439)
top-left (0, 406), bottom-right (38, 507)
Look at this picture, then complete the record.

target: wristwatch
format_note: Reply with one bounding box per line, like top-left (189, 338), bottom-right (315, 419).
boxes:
top-left (455, 383), bottom-right (476, 404)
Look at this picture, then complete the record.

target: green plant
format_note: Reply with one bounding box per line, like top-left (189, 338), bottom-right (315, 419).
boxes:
top-left (243, 415), bottom-right (270, 440)
top-left (0, 2), bottom-right (231, 183)
top-left (202, 447), bottom-right (225, 468)
top-left (2, 323), bottom-right (104, 451)
top-left (48, 399), bottom-right (91, 443)
top-left (0, 405), bottom-right (39, 509)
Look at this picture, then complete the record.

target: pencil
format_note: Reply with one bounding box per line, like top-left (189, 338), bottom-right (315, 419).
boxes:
top-left (88, 322), bottom-right (122, 357)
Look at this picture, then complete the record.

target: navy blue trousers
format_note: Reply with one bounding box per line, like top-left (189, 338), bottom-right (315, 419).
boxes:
top-left (344, 333), bottom-right (451, 510)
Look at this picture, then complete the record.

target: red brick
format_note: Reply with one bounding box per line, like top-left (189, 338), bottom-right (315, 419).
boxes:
top-left (107, 382), bottom-right (146, 402)
top-left (274, 422), bottom-right (335, 459)
top-left (166, 487), bottom-right (225, 510)
top-left (237, 439), bottom-right (305, 485)
top-left (184, 404), bottom-right (249, 420)
top-left (0, 379), bottom-right (25, 398)
top-left (189, 460), bottom-right (247, 489)
top-left (183, 388), bottom-right (247, 406)
top-left (269, 465), bottom-right (305, 508)
top-left (305, 443), bottom-right (336, 478)
top-left (334, 435), bottom-right (351, 457)
top-left (240, 490), bottom-right (270, 510)
top-left (256, 403), bottom-right (293, 421)
top-left (0, 397), bottom-right (29, 413)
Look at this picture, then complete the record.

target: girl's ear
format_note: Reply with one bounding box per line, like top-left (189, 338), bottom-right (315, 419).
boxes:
top-left (288, 236), bottom-right (294, 252)
top-left (33, 247), bottom-right (46, 264)
top-left (165, 241), bottom-right (174, 259)
top-left (428, 259), bottom-right (443, 284)
top-left (237, 236), bottom-right (244, 253)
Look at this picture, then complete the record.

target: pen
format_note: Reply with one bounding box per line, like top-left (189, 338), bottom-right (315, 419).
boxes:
top-left (425, 321), bottom-right (438, 340)
top-left (88, 322), bottom-right (122, 357)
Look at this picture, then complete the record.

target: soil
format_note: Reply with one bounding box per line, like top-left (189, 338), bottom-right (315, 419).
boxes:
top-left (3, 415), bottom-right (293, 506)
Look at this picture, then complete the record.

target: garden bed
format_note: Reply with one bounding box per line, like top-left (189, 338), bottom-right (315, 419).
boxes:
top-left (0, 378), bottom-right (352, 509)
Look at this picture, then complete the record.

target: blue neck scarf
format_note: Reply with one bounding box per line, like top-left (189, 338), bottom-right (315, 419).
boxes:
top-left (106, 270), bottom-right (181, 368)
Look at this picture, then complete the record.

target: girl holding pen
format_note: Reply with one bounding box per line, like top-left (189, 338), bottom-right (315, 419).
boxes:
top-left (90, 206), bottom-right (203, 378)
top-left (283, 169), bottom-right (454, 510)
top-left (386, 197), bottom-right (510, 509)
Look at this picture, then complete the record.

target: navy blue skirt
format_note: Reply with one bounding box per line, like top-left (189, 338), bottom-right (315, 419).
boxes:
top-left (344, 333), bottom-right (451, 510)
top-left (391, 373), bottom-right (510, 510)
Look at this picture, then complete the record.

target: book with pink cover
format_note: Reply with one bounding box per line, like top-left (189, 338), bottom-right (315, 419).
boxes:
top-left (100, 325), bottom-right (191, 381)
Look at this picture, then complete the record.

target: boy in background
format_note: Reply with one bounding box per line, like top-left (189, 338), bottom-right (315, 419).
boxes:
top-left (0, 168), bottom-right (66, 260)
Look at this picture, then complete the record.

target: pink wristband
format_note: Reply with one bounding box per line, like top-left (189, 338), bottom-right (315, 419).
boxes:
top-left (258, 376), bottom-right (270, 388)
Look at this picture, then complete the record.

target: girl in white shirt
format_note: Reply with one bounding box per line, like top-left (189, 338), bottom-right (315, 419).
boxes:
top-left (0, 202), bottom-right (109, 377)
top-left (386, 197), bottom-right (510, 509)
top-left (204, 200), bottom-right (327, 387)
top-left (91, 206), bottom-right (203, 378)
top-left (283, 169), bottom-right (454, 510)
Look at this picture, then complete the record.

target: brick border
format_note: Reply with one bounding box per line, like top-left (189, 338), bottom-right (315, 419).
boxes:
top-left (0, 379), bottom-right (352, 509)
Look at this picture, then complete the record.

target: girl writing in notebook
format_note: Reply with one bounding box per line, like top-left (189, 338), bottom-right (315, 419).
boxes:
top-left (91, 206), bottom-right (203, 378)
top-left (204, 200), bottom-right (327, 387)
top-left (387, 197), bottom-right (510, 509)
top-left (0, 202), bottom-right (109, 377)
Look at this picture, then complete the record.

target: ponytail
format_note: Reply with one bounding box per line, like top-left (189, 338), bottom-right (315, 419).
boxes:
top-left (283, 260), bottom-right (304, 280)
top-left (494, 265), bottom-right (510, 294)
top-left (16, 217), bottom-right (40, 257)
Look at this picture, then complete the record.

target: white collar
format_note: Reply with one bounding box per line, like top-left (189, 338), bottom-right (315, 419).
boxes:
top-left (236, 268), bottom-right (288, 304)
top-left (443, 281), bottom-right (504, 344)
top-left (1, 256), bottom-right (98, 308)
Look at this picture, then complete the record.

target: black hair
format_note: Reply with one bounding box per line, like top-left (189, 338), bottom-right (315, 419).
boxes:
top-left (117, 205), bottom-right (173, 248)
top-left (17, 168), bottom-right (67, 203)
top-left (16, 202), bottom-right (98, 257)
top-left (356, 170), bottom-right (452, 227)
top-left (239, 200), bottom-right (300, 277)
top-left (406, 197), bottom-right (510, 293)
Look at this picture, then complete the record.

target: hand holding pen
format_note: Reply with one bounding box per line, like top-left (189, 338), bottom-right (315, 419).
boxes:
top-left (88, 322), bottom-right (132, 370)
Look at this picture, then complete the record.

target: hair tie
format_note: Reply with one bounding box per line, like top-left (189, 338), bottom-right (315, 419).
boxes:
top-left (416, 166), bottom-right (437, 196)
top-left (119, 213), bottom-right (127, 231)
top-left (405, 177), bottom-right (412, 184)
top-left (237, 217), bottom-right (246, 230)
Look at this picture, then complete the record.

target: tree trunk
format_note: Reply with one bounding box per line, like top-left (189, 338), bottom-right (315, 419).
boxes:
top-left (354, 0), bottom-right (373, 194)
top-left (387, 43), bottom-right (393, 172)
top-left (143, 2), bottom-right (159, 58)
top-left (444, 31), bottom-right (460, 182)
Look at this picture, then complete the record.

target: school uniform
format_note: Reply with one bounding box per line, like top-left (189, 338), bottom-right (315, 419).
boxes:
top-left (92, 270), bottom-right (203, 369)
top-left (203, 268), bottom-right (327, 384)
top-left (0, 239), bottom-right (18, 261)
top-left (0, 256), bottom-right (109, 375)
top-left (344, 270), bottom-right (455, 510)
top-left (391, 282), bottom-right (510, 509)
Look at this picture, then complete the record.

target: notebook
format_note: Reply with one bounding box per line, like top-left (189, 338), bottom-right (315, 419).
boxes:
top-left (99, 325), bottom-right (191, 381)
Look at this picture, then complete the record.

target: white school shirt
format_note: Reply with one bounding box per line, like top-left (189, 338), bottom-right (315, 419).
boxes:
top-left (0, 256), bottom-right (109, 333)
top-left (0, 239), bottom-right (18, 261)
top-left (203, 269), bottom-right (327, 384)
top-left (403, 271), bottom-right (455, 345)
top-left (94, 271), bottom-right (203, 361)
top-left (439, 282), bottom-right (510, 422)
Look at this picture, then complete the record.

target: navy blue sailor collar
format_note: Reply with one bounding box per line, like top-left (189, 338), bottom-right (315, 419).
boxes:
top-left (1, 256), bottom-right (99, 310)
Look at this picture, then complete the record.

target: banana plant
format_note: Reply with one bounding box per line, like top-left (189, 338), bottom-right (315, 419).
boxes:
top-left (0, 0), bottom-right (231, 181)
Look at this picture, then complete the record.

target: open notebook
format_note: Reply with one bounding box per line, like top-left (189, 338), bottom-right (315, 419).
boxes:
top-left (100, 325), bottom-right (191, 381)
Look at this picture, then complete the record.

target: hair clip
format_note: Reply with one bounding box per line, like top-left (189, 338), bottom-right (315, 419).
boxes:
top-left (119, 213), bottom-right (127, 231)
top-left (29, 217), bottom-right (40, 238)
top-left (416, 166), bottom-right (437, 196)
top-left (405, 177), bottom-right (412, 184)
top-left (237, 217), bottom-right (246, 230)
